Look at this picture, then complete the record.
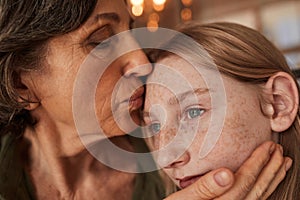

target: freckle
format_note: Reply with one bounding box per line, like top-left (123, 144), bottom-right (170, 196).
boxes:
top-left (160, 127), bottom-right (178, 146)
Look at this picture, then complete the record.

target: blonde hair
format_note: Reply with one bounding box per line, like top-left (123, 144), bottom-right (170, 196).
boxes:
top-left (148, 22), bottom-right (300, 199)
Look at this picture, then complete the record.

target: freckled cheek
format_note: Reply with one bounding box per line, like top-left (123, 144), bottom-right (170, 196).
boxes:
top-left (186, 107), bottom-right (257, 171)
top-left (153, 125), bottom-right (178, 149)
top-left (184, 118), bottom-right (211, 159)
top-left (155, 115), bottom-right (210, 149)
top-left (193, 134), bottom-right (248, 172)
top-left (205, 120), bottom-right (259, 171)
top-left (189, 114), bottom-right (211, 140)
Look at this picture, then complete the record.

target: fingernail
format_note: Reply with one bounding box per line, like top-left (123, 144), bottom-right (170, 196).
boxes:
top-left (285, 158), bottom-right (293, 171)
top-left (214, 171), bottom-right (231, 187)
top-left (269, 143), bottom-right (276, 154)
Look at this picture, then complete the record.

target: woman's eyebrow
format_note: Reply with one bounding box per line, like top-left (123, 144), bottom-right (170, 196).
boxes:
top-left (90, 12), bottom-right (134, 29)
top-left (85, 12), bottom-right (121, 28)
top-left (94, 13), bottom-right (121, 24)
top-left (168, 88), bottom-right (209, 105)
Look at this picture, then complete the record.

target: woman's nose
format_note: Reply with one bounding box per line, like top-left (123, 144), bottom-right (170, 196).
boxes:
top-left (121, 49), bottom-right (153, 78)
top-left (113, 31), bottom-right (153, 78)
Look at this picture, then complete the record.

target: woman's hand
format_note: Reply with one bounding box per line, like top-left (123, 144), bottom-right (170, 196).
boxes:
top-left (165, 141), bottom-right (292, 200)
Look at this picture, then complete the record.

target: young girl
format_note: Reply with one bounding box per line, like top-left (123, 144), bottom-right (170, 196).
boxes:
top-left (143, 22), bottom-right (299, 199)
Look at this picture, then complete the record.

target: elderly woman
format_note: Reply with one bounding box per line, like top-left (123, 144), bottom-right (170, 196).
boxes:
top-left (0, 0), bottom-right (289, 199)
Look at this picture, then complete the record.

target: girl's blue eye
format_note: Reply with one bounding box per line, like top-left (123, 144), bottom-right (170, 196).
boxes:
top-left (187, 108), bottom-right (204, 119)
top-left (150, 123), bottom-right (161, 134)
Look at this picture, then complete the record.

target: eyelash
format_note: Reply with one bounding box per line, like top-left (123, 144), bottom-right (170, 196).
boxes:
top-left (146, 106), bottom-right (205, 135)
top-left (149, 122), bottom-right (161, 135)
top-left (92, 38), bottom-right (112, 49)
top-left (88, 25), bottom-right (114, 48)
top-left (183, 106), bottom-right (205, 121)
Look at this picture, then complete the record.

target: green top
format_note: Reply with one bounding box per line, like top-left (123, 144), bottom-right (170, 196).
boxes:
top-left (0, 133), bottom-right (165, 200)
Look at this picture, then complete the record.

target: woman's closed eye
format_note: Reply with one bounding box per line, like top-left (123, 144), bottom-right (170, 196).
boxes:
top-left (94, 38), bottom-right (112, 49)
top-left (87, 25), bottom-right (115, 48)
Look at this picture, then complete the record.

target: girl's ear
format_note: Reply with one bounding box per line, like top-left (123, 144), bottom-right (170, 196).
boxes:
top-left (261, 72), bottom-right (299, 132)
top-left (15, 71), bottom-right (40, 110)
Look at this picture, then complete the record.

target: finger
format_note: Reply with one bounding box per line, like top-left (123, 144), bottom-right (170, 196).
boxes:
top-left (215, 141), bottom-right (276, 200)
top-left (262, 157), bottom-right (293, 199)
top-left (164, 168), bottom-right (234, 200)
top-left (244, 144), bottom-right (284, 200)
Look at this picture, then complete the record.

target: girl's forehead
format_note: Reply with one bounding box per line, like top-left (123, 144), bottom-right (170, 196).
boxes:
top-left (148, 55), bottom-right (218, 92)
top-left (149, 56), bottom-right (201, 81)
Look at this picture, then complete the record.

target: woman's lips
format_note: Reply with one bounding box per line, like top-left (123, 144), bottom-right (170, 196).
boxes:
top-left (178, 174), bottom-right (204, 189)
top-left (128, 87), bottom-right (144, 110)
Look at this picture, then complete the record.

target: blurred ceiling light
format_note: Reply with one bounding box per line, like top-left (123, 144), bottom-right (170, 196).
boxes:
top-left (132, 5), bottom-right (143, 16)
top-left (149, 13), bottom-right (160, 22)
top-left (153, 0), bottom-right (166, 5)
top-left (147, 20), bottom-right (159, 32)
top-left (181, 8), bottom-right (192, 21)
top-left (130, 0), bottom-right (144, 6)
top-left (153, 3), bottom-right (165, 12)
top-left (181, 0), bottom-right (192, 7)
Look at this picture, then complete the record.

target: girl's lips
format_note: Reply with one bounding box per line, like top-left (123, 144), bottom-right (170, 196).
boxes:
top-left (178, 174), bottom-right (204, 189)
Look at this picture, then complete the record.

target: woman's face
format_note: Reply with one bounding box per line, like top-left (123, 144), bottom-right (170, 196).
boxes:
top-left (144, 55), bottom-right (274, 189)
top-left (24, 0), bottom-right (150, 137)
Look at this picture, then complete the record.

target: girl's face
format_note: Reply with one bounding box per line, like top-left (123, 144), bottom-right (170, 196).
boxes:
top-left (144, 55), bottom-right (274, 189)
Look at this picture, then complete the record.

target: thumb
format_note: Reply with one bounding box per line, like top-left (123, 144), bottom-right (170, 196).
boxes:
top-left (165, 168), bottom-right (234, 200)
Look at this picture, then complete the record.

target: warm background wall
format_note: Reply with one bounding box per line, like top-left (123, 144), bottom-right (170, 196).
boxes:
top-left (128, 0), bottom-right (300, 72)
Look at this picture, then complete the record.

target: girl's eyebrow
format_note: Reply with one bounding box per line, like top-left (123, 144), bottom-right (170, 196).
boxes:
top-left (143, 88), bottom-right (210, 118)
top-left (168, 88), bottom-right (209, 105)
